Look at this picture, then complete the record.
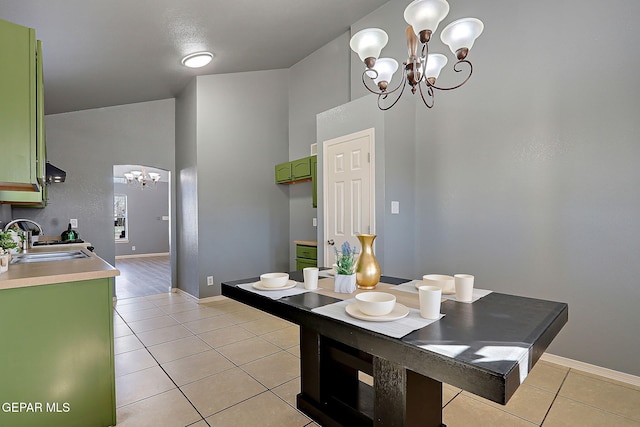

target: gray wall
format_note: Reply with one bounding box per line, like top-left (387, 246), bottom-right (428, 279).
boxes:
top-left (287, 33), bottom-right (351, 269)
top-left (13, 99), bottom-right (176, 289)
top-left (114, 181), bottom-right (169, 256)
top-left (175, 69), bottom-right (290, 298)
top-left (175, 79), bottom-right (199, 298)
top-left (340, 0), bottom-right (640, 375)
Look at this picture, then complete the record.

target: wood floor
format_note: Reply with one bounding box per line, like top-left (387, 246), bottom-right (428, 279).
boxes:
top-left (115, 255), bottom-right (171, 299)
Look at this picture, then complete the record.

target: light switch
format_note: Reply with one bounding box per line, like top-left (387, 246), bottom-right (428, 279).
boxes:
top-left (70, 218), bottom-right (78, 228)
top-left (391, 201), bottom-right (400, 214)
top-left (313, 217), bottom-right (317, 227)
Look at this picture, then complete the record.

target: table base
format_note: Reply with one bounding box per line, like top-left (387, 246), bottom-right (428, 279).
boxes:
top-left (298, 326), bottom-right (446, 427)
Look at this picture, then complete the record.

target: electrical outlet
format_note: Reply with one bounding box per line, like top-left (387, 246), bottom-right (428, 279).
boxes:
top-left (70, 218), bottom-right (78, 228)
top-left (391, 201), bottom-right (400, 214)
top-left (207, 276), bottom-right (214, 286)
top-left (131, 246), bottom-right (136, 251)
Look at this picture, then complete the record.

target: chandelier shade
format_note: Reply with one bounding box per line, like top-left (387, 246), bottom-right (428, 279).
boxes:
top-left (369, 58), bottom-right (399, 89)
top-left (349, 28), bottom-right (389, 64)
top-left (424, 53), bottom-right (448, 81)
top-left (440, 18), bottom-right (484, 58)
top-left (403, 0), bottom-right (450, 37)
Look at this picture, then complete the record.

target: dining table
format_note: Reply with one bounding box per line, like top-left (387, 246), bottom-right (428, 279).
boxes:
top-left (221, 271), bottom-right (568, 427)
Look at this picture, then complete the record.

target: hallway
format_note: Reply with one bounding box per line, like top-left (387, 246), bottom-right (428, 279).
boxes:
top-left (116, 255), bottom-right (170, 299)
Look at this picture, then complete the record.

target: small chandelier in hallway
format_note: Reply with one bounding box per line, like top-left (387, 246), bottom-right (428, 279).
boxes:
top-left (124, 168), bottom-right (160, 190)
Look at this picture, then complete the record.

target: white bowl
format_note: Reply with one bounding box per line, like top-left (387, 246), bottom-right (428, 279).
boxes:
top-left (355, 292), bottom-right (396, 316)
top-left (421, 274), bottom-right (455, 294)
top-left (260, 272), bottom-right (290, 288)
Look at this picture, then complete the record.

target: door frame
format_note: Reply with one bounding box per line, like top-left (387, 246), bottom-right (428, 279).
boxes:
top-left (322, 128), bottom-right (376, 264)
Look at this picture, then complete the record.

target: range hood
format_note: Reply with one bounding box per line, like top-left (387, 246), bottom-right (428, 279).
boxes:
top-left (45, 162), bottom-right (66, 183)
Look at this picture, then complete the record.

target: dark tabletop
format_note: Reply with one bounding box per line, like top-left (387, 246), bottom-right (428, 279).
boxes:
top-left (222, 271), bottom-right (568, 404)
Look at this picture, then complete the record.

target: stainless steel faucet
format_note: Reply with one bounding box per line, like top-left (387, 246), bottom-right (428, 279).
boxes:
top-left (3, 219), bottom-right (44, 235)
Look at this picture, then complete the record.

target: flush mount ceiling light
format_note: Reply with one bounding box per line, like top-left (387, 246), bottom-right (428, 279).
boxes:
top-left (181, 51), bottom-right (214, 68)
top-left (350, 0), bottom-right (484, 110)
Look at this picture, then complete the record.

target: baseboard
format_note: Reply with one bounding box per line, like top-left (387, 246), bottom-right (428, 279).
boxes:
top-left (115, 252), bottom-right (169, 259)
top-left (174, 287), bottom-right (227, 304)
top-left (541, 353), bottom-right (640, 387)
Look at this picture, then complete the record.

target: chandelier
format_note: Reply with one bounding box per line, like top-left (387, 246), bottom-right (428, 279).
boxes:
top-left (349, 0), bottom-right (484, 110)
top-left (123, 168), bottom-right (161, 189)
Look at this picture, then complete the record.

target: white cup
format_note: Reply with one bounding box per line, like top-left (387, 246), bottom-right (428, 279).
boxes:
top-left (418, 285), bottom-right (442, 319)
top-left (303, 267), bottom-right (319, 290)
top-left (454, 274), bottom-right (475, 302)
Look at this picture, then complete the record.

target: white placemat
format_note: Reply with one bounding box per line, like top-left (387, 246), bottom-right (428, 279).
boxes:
top-left (238, 282), bottom-right (311, 300)
top-left (395, 281), bottom-right (492, 303)
top-left (311, 299), bottom-right (443, 339)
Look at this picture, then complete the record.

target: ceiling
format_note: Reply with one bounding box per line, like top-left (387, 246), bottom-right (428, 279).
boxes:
top-left (1, 0), bottom-right (389, 115)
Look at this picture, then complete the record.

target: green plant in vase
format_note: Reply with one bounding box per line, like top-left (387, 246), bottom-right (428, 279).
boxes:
top-left (0, 231), bottom-right (18, 272)
top-left (0, 230), bottom-right (19, 254)
top-left (334, 241), bottom-right (358, 293)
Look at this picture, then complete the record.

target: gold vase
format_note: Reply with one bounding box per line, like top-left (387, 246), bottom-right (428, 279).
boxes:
top-left (355, 234), bottom-right (381, 289)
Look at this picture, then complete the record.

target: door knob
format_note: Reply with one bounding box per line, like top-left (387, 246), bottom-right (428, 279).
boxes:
top-left (327, 239), bottom-right (335, 246)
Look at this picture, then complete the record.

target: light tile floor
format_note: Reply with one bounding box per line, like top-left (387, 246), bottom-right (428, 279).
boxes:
top-left (113, 293), bottom-right (640, 426)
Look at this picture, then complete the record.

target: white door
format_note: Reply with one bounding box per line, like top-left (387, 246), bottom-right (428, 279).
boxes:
top-left (323, 128), bottom-right (375, 266)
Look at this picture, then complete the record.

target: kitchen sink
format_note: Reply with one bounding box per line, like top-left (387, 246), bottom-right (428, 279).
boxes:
top-left (10, 250), bottom-right (90, 264)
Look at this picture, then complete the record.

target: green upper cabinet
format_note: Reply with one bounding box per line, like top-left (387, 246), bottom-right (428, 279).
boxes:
top-left (311, 155), bottom-right (318, 208)
top-left (275, 156), bottom-right (314, 184)
top-left (275, 155), bottom-right (317, 207)
top-left (0, 20), bottom-right (46, 206)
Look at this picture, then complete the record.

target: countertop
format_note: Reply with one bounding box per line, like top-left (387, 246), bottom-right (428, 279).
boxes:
top-left (294, 240), bottom-right (317, 246)
top-left (0, 244), bottom-right (119, 290)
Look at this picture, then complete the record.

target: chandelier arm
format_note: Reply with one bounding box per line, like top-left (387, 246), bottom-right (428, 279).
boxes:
top-left (418, 82), bottom-right (435, 108)
top-left (429, 60), bottom-right (473, 91)
top-left (361, 69), bottom-right (406, 98)
top-left (377, 78), bottom-right (408, 111)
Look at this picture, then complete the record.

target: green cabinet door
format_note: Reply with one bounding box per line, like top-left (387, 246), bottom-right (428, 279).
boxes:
top-left (296, 258), bottom-right (317, 270)
top-left (275, 162), bottom-right (292, 183)
top-left (0, 278), bottom-right (116, 427)
top-left (0, 19), bottom-right (37, 191)
top-left (36, 39), bottom-right (46, 189)
top-left (291, 157), bottom-right (311, 180)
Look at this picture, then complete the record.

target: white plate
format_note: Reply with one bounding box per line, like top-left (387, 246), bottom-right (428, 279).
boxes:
top-left (414, 282), bottom-right (455, 295)
top-left (345, 302), bottom-right (410, 322)
top-left (252, 280), bottom-right (297, 291)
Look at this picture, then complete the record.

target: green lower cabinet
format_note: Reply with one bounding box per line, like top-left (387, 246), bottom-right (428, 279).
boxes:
top-left (296, 258), bottom-right (317, 270)
top-left (295, 244), bottom-right (317, 270)
top-left (0, 278), bottom-right (115, 427)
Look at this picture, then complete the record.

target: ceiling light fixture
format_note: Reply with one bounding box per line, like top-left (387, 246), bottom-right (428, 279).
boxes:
top-left (124, 168), bottom-right (161, 190)
top-left (350, 0), bottom-right (484, 110)
top-left (181, 51), bottom-right (214, 68)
